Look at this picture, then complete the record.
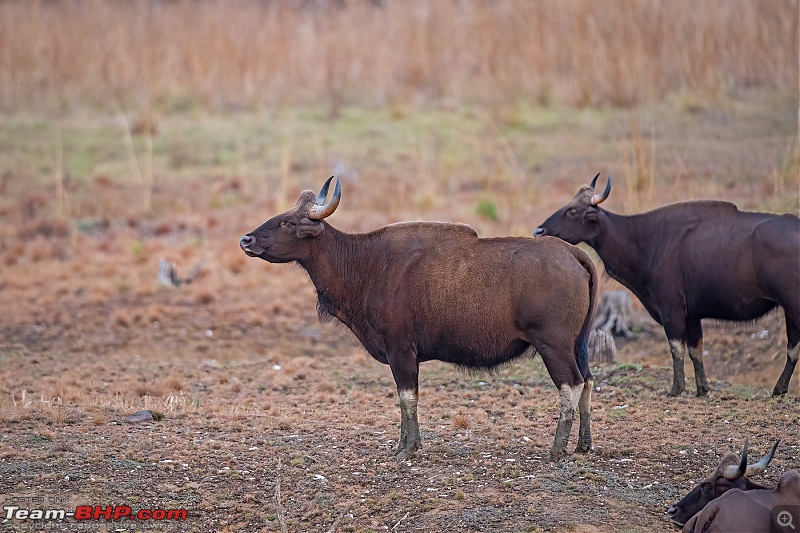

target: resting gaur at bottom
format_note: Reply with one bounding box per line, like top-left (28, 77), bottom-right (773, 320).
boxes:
top-left (240, 176), bottom-right (598, 461)
top-left (667, 438), bottom-right (800, 533)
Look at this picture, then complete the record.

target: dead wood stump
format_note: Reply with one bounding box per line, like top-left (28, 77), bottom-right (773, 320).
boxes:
top-left (158, 258), bottom-right (203, 287)
top-left (588, 329), bottom-right (617, 364)
top-left (592, 290), bottom-right (635, 338)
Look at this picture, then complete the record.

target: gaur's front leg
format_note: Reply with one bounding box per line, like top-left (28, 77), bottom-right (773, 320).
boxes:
top-left (395, 389), bottom-right (421, 460)
top-left (667, 339), bottom-right (686, 396)
top-left (575, 379), bottom-right (593, 454)
top-left (388, 350), bottom-right (421, 460)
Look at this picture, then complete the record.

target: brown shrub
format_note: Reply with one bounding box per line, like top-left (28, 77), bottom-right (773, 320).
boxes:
top-left (453, 414), bottom-right (471, 430)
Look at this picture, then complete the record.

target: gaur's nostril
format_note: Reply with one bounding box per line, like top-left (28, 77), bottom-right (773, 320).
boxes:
top-left (240, 235), bottom-right (253, 248)
top-left (533, 227), bottom-right (546, 237)
top-left (667, 506), bottom-right (676, 516)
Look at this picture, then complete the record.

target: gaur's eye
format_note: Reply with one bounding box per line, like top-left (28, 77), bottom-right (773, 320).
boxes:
top-left (281, 221), bottom-right (296, 228)
top-left (566, 208), bottom-right (579, 217)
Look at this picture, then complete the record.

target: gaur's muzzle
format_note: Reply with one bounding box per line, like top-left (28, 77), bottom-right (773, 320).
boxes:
top-left (240, 234), bottom-right (259, 256)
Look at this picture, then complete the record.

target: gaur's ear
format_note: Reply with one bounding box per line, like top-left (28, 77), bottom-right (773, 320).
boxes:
top-left (584, 206), bottom-right (599, 221)
top-left (296, 217), bottom-right (324, 238)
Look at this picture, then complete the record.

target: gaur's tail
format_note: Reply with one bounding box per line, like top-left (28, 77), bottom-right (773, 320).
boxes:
top-left (573, 250), bottom-right (598, 381)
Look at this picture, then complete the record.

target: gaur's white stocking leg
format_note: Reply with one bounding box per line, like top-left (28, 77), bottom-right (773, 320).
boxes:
top-left (550, 383), bottom-right (582, 461)
top-left (575, 379), bottom-right (593, 453)
top-left (388, 349), bottom-right (421, 460)
top-left (687, 343), bottom-right (709, 397)
top-left (686, 320), bottom-right (709, 396)
top-left (668, 339), bottom-right (686, 396)
top-left (395, 389), bottom-right (421, 460)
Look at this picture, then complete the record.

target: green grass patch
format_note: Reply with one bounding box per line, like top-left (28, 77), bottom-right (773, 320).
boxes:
top-left (615, 362), bottom-right (644, 372)
top-left (475, 197), bottom-right (499, 222)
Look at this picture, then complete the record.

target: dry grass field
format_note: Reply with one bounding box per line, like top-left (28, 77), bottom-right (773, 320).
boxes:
top-left (1, 0), bottom-right (797, 112)
top-left (1, 1), bottom-right (799, 532)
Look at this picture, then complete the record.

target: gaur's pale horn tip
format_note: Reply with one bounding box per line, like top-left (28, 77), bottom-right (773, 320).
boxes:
top-left (723, 436), bottom-right (749, 480)
top-left (316, 176), bottom-right (335, 206)
top-left (308, 176), bottom-right (341, 220)
top-left (589, 175), bottom-right (612, 206)
top-left (744, 438), bottom-right (780, 477)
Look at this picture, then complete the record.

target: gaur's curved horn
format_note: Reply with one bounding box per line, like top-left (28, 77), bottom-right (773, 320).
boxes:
top-left (723, 437), bottom-right (749, 480)
top-left (316, 176), bottom-right (335, 206)
top-left (744, 439), bottom-right (779, 477)
top-left (308, 176), bottom-right (341, 220)
top-left (589, 173), bottom-right (600, 190)
top-left (590, 175), bottom-right (612, 205)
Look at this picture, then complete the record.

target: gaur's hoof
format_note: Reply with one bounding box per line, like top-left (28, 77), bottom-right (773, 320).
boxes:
top-left (394, 449), bottom-right (416, 461)
top-left (548, 450), bottom-right (567, 462)
top-left (574, 442), bottom-right (592, 454)
top-left (695, 387), bottom-right (709, 397)
top-left (393, 440), bottom-right (421, 461)
top-left (667, 388), bottom-right (684, 397)
top-left (772, 378), bottom-right (789, 396)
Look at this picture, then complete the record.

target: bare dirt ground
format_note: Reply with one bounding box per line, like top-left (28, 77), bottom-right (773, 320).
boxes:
top-left (1, 293), bottom-right (798, 533)
top-left (1, 99), bottom-right (798, 532)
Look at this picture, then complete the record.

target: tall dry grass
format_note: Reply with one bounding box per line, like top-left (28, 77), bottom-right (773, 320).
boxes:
top-left (0, 0), bottom-right (796, 113)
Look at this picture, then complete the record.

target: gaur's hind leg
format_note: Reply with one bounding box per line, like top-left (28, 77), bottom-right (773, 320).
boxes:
top-left (773, 311), bottom-right (800, 396)
top-left (388, 350), bottom-right (421, 460)
top-left (686, 319), bottom-right (709, 397)
top-left (551, 382), bottom-right (583, 461)
top-left (575, 379), bottom-right (593, 454)
top-left (530, 337), bottom-right (585, 461)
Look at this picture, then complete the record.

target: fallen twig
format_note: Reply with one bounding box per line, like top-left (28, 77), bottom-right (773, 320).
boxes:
top-left (275, 457), bottom-right (288, 533)
top-left (391, 511), bottom-right (409, 531)
top-left (325, 503), bottom-right (353, 533)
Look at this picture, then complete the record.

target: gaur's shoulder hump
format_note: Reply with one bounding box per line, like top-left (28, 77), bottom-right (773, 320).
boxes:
top-left (654, 200), bottom-right (739, 217)
top-left (379, 221), bottom-right (479, 239)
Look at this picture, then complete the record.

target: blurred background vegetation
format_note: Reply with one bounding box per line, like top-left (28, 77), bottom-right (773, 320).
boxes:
top-left (1, 0), bottom-right (796, 113)
top-left (0, 0), bottom-right (797, 236)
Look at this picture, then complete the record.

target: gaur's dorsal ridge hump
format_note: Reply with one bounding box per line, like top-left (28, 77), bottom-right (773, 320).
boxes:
top-left (649, 200), bottom-right (739, 215)
top-left (378, 221), bottom-right (479, 238)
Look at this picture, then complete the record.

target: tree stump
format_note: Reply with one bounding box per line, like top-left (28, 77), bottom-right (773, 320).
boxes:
top-left (158, 258), bottom-right (203, 287)
top-left (588, 329), bottom-right (617, 364)
top-left (592, 290), bottom-right (635, 338)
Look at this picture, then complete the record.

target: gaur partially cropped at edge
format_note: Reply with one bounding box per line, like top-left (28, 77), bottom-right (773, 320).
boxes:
top-left (240, 176), bottom-right (598, 461)
top-left (667, 438), bottom-right (799, 533)
top-left (535, 175), bottom-right (800, 398)
top-left (667, 438), bottom-right (780, 529)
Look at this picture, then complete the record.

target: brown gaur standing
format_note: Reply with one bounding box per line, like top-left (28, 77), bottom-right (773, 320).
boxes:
top-left (240, 177), bottom-right (598, 461)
